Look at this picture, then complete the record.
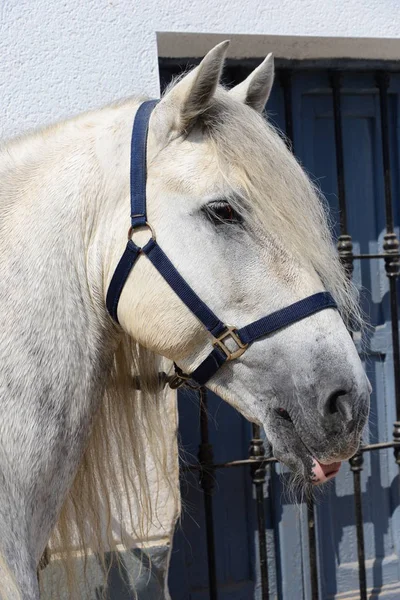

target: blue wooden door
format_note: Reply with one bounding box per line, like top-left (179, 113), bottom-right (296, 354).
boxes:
top-left (167, 66), bottom-right (400, 599)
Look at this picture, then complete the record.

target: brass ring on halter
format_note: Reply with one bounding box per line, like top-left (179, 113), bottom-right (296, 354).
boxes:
top-left (127, 221), bottom-right (156, 242)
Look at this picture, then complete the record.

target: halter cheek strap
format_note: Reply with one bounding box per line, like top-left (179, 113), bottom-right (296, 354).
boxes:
top-left (106, 100), bottom-right (337, 388)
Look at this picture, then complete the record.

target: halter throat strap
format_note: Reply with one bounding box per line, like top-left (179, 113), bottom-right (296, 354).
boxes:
top-left (106, 100), bottom-right (338, 388)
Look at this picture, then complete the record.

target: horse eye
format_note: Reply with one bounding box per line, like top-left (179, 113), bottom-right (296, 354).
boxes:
top-left (275, 408), bottom-right (292, 422)
top-left (205, 201), bottom-right (242, 225)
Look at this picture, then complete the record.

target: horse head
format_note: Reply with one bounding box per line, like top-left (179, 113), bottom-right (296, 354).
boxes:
top-left (104, 42), bottom-right (370, 486)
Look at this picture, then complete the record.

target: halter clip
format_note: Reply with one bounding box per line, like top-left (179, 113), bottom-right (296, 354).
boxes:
top-left (169, 364), bottom-right (199, 390)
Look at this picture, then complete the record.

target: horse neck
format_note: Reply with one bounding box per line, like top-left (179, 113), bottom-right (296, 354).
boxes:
top-left (0, 102), bottom-right (148, 565)
top-left (0, 105), bottom-right (139, 442)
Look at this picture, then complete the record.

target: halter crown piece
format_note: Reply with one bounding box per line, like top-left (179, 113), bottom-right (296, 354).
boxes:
top-left (106, 101), bottom-right (338, 388)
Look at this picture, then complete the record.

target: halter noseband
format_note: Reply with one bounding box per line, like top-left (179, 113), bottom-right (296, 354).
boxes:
top-left (106, 100), bottom-right (337, 388)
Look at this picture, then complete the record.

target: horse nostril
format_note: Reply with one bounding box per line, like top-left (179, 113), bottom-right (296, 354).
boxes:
top-left (327, 389), bottom-right (349, 417)
top-left (275, 408), bottom-right (292, 422)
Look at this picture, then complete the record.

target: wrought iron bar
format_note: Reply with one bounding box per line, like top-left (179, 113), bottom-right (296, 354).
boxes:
top-left (183, 440), bottom-right (400, 471)
top-left (250, 425), bottom-right (269, 600)
top-left (279, 69), bottom-right (294, 150)
top-left (360, 440), bottom-right (400, 452)
top-left (198, 387), bottom-right (218, 600)
top-left (330, 70), bottom-right (368, 596)
top-left (377, 73), bottom-right (395, 233)
top-left (352, 253), bottom-right (400, 259)
top-left (376, 71), bottom-right (400, 465)
top-left (268, 460), bottom-right (280, 600)
top-left (331, 71), bottom-right (354, 278)
top-left (307, 499), bottom-right (319, 600)
top-left (349, 452), bottom-right (367, 600)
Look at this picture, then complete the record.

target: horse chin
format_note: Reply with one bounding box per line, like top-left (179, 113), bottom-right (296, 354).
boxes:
top-left (274, 445), bottom-right (342, 489)
top-left (264, 415), bottom-right (357, 488)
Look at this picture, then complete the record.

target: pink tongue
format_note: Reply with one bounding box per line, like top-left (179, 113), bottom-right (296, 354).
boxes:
top-left (311, 460), bottom-right (341, 485)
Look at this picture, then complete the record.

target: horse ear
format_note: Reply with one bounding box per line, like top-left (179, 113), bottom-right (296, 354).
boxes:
top-left (229, 53), bottom-right (274, 113)
top-left (157, 41), bottom-right (230, 134)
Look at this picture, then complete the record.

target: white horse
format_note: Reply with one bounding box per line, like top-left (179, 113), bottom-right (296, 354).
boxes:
top-left (0, 41), bottom-right (370, 599)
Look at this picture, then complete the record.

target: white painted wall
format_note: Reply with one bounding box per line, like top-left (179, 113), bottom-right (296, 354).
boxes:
top-left (1, 0), bottom-right (400, 139)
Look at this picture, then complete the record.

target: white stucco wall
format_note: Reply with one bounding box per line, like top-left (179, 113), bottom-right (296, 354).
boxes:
top-left (1, 0), bottom-right (400, 139)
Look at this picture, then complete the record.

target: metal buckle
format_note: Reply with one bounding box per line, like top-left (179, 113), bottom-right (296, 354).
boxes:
top-left (213, 326), bottom-right (248, 361)
top-left (168, 363), bottom-right (191, 389)
top-left (169, 372), bottom-right (190, 389)
top-left (127, 221), bottom-right (156, 242)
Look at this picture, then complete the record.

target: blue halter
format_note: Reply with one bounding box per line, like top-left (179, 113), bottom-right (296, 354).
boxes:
top-left (106, 100), bottom-right (337, 388)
